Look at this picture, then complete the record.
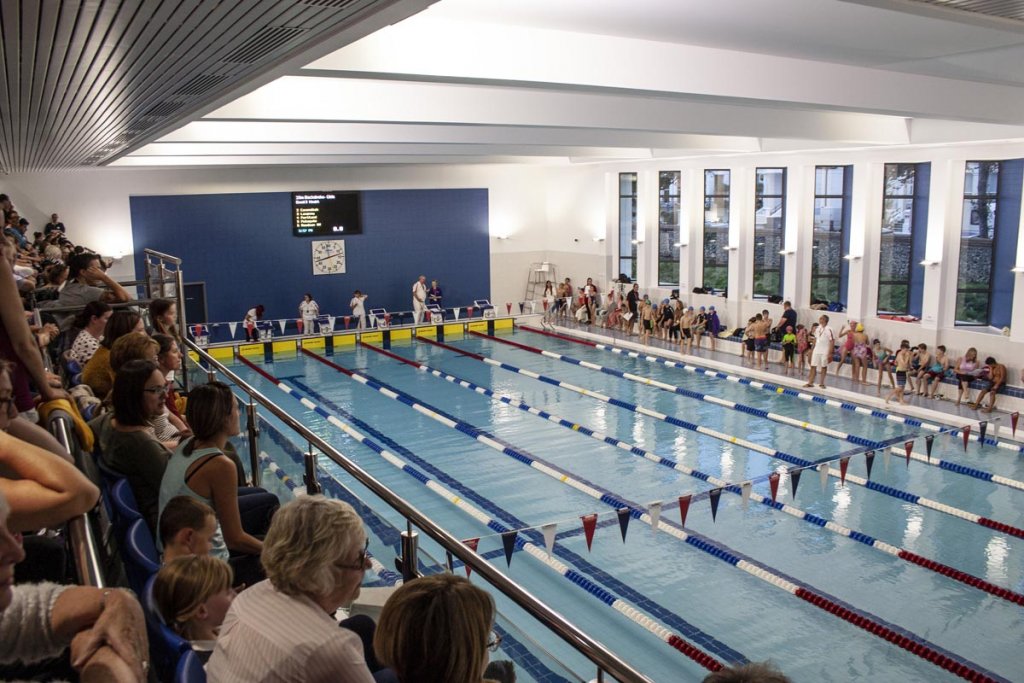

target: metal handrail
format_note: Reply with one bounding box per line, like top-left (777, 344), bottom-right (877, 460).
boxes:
top-left (141, 248), bottom-right (182, 265)
top-left (48, 413), bottom-right (105, 588)
top-left (36, 299), bottom-right (156, 315)
top-left (184, 338), bottom-right (652, 683)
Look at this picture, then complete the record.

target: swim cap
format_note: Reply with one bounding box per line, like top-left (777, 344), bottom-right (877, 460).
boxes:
top-left (856, 323), bottom-right (864, 332)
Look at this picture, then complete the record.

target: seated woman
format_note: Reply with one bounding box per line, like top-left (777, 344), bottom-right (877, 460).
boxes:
top-left (97, 359), bottom-right (169, 533)
top-left (0, 491), bottom-right (148, 683)
top-left (158, 382), bottom-right (272, 589)
top-left (207, 496), bottom-right (375, 683)
top-left (153, 333), bottom-right (187, 427)
top-left (374, 573), bottom-right (500, 683)
top-left (68, 301), bottom-right (112, 366)
top-left (82, 309), bottom-right (143, 399)
top-left (153, 555), bottom-right (236, 663)
top-left (109, 332), bottom-right (186, 446)
top-left (149, 298), bottom-right (179, 338)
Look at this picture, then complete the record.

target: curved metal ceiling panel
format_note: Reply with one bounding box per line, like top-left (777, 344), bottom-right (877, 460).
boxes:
top-left (0, 0), bottom-right (406, 171)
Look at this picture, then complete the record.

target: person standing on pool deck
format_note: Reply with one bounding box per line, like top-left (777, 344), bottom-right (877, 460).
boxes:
top-left (298, 293), bottom-right (319, 335)
top-left (350, 290), bottom-right (368, 329)
top-left (804, 314), bottom-right (835, 389)
top-left (411, 275), bottom-right (428, 324)
top-left (427, 280), bottom-right (443, 310)
top-left (626, 284), bottom-right (640, 335)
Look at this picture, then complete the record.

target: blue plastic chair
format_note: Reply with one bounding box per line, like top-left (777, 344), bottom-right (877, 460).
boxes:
top-left (111, 479), bottom-right (143, 522)
top-left (174, 649), bottom-right (207, 683)
top-left (124, 518), bottom-right (160, 595)
top-left (95, 454), bottom-right (123, 489)
top-left (143, 574), bottom-right (191, 681)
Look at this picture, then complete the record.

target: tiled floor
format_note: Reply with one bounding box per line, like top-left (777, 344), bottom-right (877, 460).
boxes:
top-left (539, 317), bottom-right (1017, 430)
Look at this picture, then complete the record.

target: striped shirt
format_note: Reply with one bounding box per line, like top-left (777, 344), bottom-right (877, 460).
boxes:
top-left (206, 579), bottom-right (374, 683)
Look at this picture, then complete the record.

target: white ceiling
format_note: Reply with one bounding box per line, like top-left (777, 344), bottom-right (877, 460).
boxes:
top-left (115, 0), bottom-right (1024, 168)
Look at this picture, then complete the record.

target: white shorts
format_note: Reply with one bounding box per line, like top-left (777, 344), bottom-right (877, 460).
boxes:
top-left (810, 352), bottom-right (830, 369)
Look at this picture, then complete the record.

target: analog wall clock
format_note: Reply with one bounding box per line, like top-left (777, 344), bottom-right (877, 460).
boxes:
top-left (312, 239), bottom-right (346, 275)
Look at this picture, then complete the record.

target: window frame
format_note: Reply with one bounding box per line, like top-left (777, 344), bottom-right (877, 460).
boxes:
top-left (657, 170), bottom-right (682, 287)
top-left (955, 160), bottom-right (1000, 326)
top-left (877, 163), bottom-right (917, 315)
top-left (618, 172), bottom-right (638, 282)
top-left (702, 169), bottom-right (730, 293)
top-left (811, 165), bottom-right (849, 305)
top-left (752, 167), bottom-right (786, 299)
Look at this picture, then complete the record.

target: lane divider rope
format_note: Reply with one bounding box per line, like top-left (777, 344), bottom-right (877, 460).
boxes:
top-left (503, 330), bottom-right (1024, 493)
top-left (365, 341), bottom-right (1023, 607)
top-left (526, 325), bottom-right (1022, 453)
top-left (295, 347), bottom-right (1005, 683)
top-left (238, 354), bottom-right (729, 671)
top-left (457, 333), bottom-right (1024, 540)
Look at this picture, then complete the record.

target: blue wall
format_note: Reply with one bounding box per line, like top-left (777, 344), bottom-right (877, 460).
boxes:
top-left (908, 163), bottom-right (931, 318)
top-left (130, 189), bottom-right (489, 325)
top-left (991, 159), bottom-right (1023, 328)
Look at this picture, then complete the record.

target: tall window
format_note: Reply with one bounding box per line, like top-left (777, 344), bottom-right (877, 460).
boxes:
top-left (703, 170), bottom-right (730, 291)
top-left (812, 166), bottom-right (851, 304)
top-left (618, 172), bottom-right (638, 281)
top-left (877, 164), bottom-right (917, 314)
top-left (753, 168), bottom-right (785, 298)
top-left (956, 161), bottom-right (999, 325)
top-left (658, 171), bottom-right (681, 287)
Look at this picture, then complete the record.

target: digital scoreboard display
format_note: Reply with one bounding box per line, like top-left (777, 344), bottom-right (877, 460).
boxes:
top-left (292, 191), bottom-right (363, 237)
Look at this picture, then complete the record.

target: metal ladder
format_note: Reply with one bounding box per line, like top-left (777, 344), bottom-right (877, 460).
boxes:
top-left (525, 261), bottom-right (556, 303)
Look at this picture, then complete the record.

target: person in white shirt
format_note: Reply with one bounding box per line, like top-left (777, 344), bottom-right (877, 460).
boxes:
top-left (411, 275), bottom-right (427, 324)
top-left (243, 305), bottom-right (264, 342)
top-left (298, 294), bottom-right (320, 335)
top-left (804, 314), bottom-right (835, 389)
top-left (206, 496), bottom-right (375, 683)
top-left (349, 290), bottom-right (368, 329)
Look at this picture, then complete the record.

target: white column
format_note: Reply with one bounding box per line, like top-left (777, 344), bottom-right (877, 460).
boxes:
top-left (680, 167), bottom-right (703, 293)
top-left (637, 169), bottom-right (656, 287)
top-left (928, 158), bottom-right (966, 330)
top-left (605, 171), bottom-right (617, 286)
top-left (847, 161), bottom-right (883, 320)
top-left (1009, 170), bottom-right (1024, 342)
top-left (785, 164), bottom-right (812, 305)
top-left (729, 166), bottom-right (752, 305)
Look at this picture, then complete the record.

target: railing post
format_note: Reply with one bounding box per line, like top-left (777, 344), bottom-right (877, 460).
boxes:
top-left (399, 527), bottom-right (420, 581)
top-left (175, 263), bottom-right (189, 393)
top-left (304, 444), bottom-right (322, 495)
top-left (246, 399), bottom-right (261, 487)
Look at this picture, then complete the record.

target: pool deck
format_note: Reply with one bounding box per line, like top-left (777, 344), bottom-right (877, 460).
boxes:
top-left (538, 318), bottom-right (1023, 441)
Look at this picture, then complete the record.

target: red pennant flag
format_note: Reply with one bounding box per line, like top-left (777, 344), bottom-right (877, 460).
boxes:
top-left (506, 302), bottom-right (512, 314)
top-left (708, 489), bottom-right (722, 522)
top-left (581, 514), bottom-right (598, 551)
top-left (501, 531), bottom-right (518, 567)
top-left (904, 440), bottom-right (913, 467)
top-left (864, 450), bottom-right (875, 480)
top-left (978, 420), bottom-right (988, 446)
top-left (617, 508), bottom-right (631, 542)
top-left (463, 538), bottom-right (480, 577)
top-left (924, 435), bottom-right (934, 461)
top-left (467, 306), bottom-right (474, 318)
top-left (1012, 412), bottom-right (1019, 437)
top-left (343, 316), bottom-right (351, 328)
top-left (678, 495), bottom-right (692, 528)
top-left (790, 469), bottom-right (802, 499)
top-left (839, 457), bottom-right (850, 486)
top-left (543, 300), bottom-right (549, 311)
top-left (768, 472), bottom-right (781, 503)
top-left (425, 311), bottom-right (432, 323)
top-left (962, 425), bottom-right (971, 451)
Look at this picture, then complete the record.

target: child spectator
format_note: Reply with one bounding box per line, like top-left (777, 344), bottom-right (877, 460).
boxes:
top-left (153, 555), bottom-right (236, 663)
top-left (781, 326), bottom-right (796, 374)
top-left (885, 341), bottom-right (912, 405)
top-left (160, 496), bottom-right (218, 563)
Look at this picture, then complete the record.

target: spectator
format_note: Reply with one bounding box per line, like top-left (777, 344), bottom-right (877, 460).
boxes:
top-left (971, 357), bottom-right (1006, 413)
top-left (153, 555), bottom-right (236, 662)
top-left (149, 298), bottom-right (179, 338)
top-left (160, 496), bottom-right (218, 563)
top-left (96, 359), bottom-right (169, 532)
top-left (68, 301), bottom-right (112, 365)
top-left (298, 294), bottom-right (319, 335)
top-left (0, 362), bottom-right (98, 532)
top-left (243, 305), bottom-right (264, 342)
top-left (44, 213), bottom-right (65, 236)
top-left (34, 263), bottom-right (68, 302)
top-left (81, 309), bottom-right (143, 398)
top-left (374, 574), bottom-right (498, 683)
top-left (702, 661), bottom-right (792, 683)
top-left (0, 490), bottom-right (148, 683)
top-left (954, 347), bottom-right (981, 406)
top-left (207, 496), bottom-right (375, 683)
top-left (350, 290), bottom-right (368, 330)
top-left (412, 275), bottom-right (428, 324)
top-left (109, 332), bottom-right (186, 445)
top-left (159, 382), bottom-right (273, 589)
top-left (154, 333), bottom-right (187, 425)
top-left (54, 252), bottom-right (130, 325)
top-left (921, 345), bottom-right (949, 399)
top-left (804, 314), bottom-right (834, 389)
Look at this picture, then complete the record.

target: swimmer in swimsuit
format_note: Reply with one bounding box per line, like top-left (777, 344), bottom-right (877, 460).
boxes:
top-left (885, 341), bottom-right (912, 405)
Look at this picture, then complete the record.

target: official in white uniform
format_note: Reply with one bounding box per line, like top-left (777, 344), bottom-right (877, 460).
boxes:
top-left (298, 293), bottom-right (319, 335)
top-left (411, 275), bottom-right (428, 324)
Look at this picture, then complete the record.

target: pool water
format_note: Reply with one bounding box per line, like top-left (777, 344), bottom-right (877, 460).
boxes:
top-left (232, 329), bottom-right (1024, 683)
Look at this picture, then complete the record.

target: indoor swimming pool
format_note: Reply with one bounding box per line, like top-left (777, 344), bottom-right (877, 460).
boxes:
top-left (214, 327), bottom-right (1024, 683)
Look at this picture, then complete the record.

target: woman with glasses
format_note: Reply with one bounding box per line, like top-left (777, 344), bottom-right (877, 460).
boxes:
top-left (158, 382), bottom-right (270, 589)
top-left (374, 573), bottom-right (502, 683)
top-left (99, 358), bottom-right (170, 533)
top-left (207, 495), bottom-right (376, 683)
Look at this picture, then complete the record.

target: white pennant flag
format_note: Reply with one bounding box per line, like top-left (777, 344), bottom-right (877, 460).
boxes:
top-left (228, 322), bottom-right (237, 338)
top-left (541, 523), bottom-right (557, 556)
top-left (328, 316), bottom-right (335, 332)
top-left (818, 463), bottom-right (829, 492)
top-left (648, 501), bottom-right (663, 534)
top-left (453, 307), bottom-right (461, 320)
top-left (279, 319), bottom-right (287, 334)
top-left (741, 482), bottom-right (752, 509)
